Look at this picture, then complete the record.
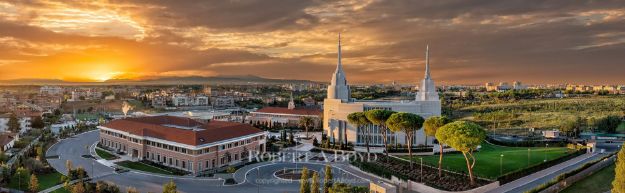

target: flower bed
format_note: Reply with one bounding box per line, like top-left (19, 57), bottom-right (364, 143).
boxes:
top-left (351, 155), bottom-right (492, 191)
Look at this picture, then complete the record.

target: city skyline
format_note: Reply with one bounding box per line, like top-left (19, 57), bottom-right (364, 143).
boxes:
top-left (1, 1), bottom-right (625, 85)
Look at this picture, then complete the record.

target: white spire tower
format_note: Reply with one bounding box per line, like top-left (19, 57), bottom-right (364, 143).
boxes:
top-left (288, 92), bottom-right (295, 109)
top-left (326, 33), bottom-right (351, 102)
top-left (417, 45), bottom-right (439, 101)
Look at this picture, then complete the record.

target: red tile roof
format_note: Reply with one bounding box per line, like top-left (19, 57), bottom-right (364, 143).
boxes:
top-left (253, 107), bottom-right (321, 116)
top-left (102, 116), bottom-right (263, 146)
top-left (0, 133), bottom-right (17, 147)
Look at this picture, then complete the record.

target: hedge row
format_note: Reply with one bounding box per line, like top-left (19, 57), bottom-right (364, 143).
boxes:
top-left (487, 136), bottom-right (568, 147)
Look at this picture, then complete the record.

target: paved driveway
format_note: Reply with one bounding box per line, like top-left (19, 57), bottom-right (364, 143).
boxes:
top-left (46, 130), bottom-right (369, 193)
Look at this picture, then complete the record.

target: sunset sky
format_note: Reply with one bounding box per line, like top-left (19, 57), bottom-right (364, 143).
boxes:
top-left (1, 0), bottom-right (624, 84)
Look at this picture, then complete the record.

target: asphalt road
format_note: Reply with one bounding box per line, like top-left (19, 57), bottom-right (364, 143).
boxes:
top-left (487, 144), bottom-right (619, 193)
top-left (46, 130), bottom-right (369, 193)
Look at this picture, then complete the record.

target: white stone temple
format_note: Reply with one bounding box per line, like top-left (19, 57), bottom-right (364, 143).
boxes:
top-left (323, 35), bottom-right (441, 150)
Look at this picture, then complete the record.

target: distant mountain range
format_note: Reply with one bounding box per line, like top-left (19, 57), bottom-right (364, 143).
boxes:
top-left (0, 75), bottom-right (321, 85)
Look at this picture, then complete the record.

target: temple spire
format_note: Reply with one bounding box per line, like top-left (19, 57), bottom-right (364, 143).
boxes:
top-left (337, 33), bottom-right (343, 72)
top-left (425, 44), bottom-right (430, 79)
top-left (326, 33), bottom-right (350, 101)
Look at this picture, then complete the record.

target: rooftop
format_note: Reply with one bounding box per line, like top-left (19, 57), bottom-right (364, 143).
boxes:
top-left (101, 116), bottom-right (264, 146)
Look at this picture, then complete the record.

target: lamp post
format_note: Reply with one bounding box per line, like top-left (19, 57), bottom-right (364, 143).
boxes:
top-left (544, 144), bottom-right (549, 162)
top-left (500, 154), bottom-right (504, 176)
top-left (527, 148), bottom-right (531, 167)
top-left (420, 157), bottom-right (423, 182)
top-left (257, 167), bottom-right (260, 193)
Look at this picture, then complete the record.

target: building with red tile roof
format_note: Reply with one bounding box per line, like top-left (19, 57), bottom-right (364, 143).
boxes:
top-left (98, 115), bottom-right (267, 174)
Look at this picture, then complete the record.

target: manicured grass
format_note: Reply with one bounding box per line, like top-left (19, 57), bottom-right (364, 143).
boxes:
top-left (561, 164), bottom-right (615, 193)
top-left (95, 148), bottom-right (118, 160)
top-left (8, 171), bottom-right (66, 191)
top-left (401, 142), bottom-right (574, 179)
top-left (116, 161), bottom-right (175, 175)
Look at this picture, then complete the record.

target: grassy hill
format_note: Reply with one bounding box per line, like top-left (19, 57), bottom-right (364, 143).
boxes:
top-left (452, 96), bottom-right (625, 134)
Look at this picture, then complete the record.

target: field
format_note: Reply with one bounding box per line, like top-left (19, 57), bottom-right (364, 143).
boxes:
top-left (453, 96), bottom-right (625, 134)
top-left (561, 164), bottom-right (615, 193)
top-left (402, 142), bottom-right (574, 179)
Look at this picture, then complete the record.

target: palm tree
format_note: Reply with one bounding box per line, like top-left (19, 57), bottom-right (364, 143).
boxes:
top-left (347, 112), bottom-right (372, 156)
top-left (386, 112), bottom-right (424, 168)
top-left (365, 109), bottom-right (395, 159)
top-left (424, 116), bottom-right (451, 178)
top-left (299, 116), bottom-right (315, 138)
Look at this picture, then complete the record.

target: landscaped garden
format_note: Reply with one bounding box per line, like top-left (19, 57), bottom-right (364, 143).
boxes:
top-left (401, 142), bottom-right (575, 179)
top-left (95, 148), bottom-right (118, 160)
top-left (116, 161), bottom-right (177, 175)
top-left (116, 160), bottom-right (190, 176)
top-left (561, 164), bottom-right (615, 193)
top-left (352, 155), bottom-right (492, 191)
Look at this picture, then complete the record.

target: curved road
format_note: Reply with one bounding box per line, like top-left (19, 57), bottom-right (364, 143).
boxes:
top-left (46, 130), bottom-right (369, 193)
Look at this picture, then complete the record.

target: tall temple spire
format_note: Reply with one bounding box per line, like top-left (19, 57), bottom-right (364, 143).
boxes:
top-left (327, 33), bottom-right (350, 101)
top-left (417, 45), bottom-right (439, 101)
top-left (425, 44), bottom-right (430, 79)
top-left (337, 33), bottom-right (343, 72)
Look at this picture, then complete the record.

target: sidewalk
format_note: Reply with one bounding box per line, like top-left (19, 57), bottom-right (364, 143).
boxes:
top-left (486, 152), bottom-right (602, 193)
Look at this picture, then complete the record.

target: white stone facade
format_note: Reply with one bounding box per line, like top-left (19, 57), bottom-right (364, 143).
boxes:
top-left (323, 40), bottom-right (441, 148)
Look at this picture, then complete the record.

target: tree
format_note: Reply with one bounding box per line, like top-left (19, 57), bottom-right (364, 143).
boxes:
top-left (300, 116), bottom-right (315, 138)
top-left (300, 167), bottom-right (311, 193)
top-left (613, 143), bottom-right (625, 193)
top-left (347, 112), bottom-right (372, 156)
top-left (31, 116), bottom-right (45, 129)
top-left (72, 182), bottom-right (85, 193)
top-left (8, 113), bottom-right (20, 133)
top-left (66, 160), bottom-right (73, 174)
top-left (323, 164), bottom-right (333, 193)
top-left (438, 121), bottom-right (486, 185)
top-left (36, 145), bottom-right (44, 161)
top-left (311, 171), bottom-right (320, 193)
top-left (365, 109), bottom-right (395, 159)
top-left (163, 180), bottom-right (177, 193)
top-left (127, 187), bottom-right (138, 193)
top-left (386, 112), bottom-right (424, 168)
top-left (30, 174), bottom-right (39, 192)
top-left (15, 167), bottom-right (30, 190)
top-left (426, 116), bottom-right (451, 178)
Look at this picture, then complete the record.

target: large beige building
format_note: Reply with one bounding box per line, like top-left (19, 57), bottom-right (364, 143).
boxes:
top-left (323, 37), bottom-right (441, 149)
top-left (99, 116), bottom-right (267, 174)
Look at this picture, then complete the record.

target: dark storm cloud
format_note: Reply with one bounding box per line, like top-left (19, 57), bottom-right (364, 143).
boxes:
top-left (1, 0), bottom-right (625, 84)
top-left (117, 0), bottom-right (321, 31)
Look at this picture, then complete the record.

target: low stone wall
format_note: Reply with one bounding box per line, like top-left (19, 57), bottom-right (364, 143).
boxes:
top-left (538, 155), bottom-right (616, 193)
top-left (390, 177), bottom-right (499, 193)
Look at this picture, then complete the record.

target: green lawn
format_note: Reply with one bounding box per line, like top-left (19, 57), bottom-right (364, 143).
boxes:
top-left (8, 171), bottom-right (65, 191)
top-left (116, 161), bottom-right (175, 175)
top-left (401, 142), bottom-right (574, 179)
top-left (96, 148), bottom-right (118, 160)
top-left (561, 164), bottom-right (615, 193)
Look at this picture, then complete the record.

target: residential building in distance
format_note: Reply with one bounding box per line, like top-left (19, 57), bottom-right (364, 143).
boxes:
top-left (248, 96), bottom-right (321, 128)
top-left (485, 82), bottom-right (512, 92)
top-left (98, 116), bottom-right (267, 174)
top-left (212, 96), bottom-right (235, 109)
top-left (323, 38), bottom-right (441, 148)
top-left (39, 86), bottom-right (63, 95)
top-left (0, 132), bottom-right (18, 152)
